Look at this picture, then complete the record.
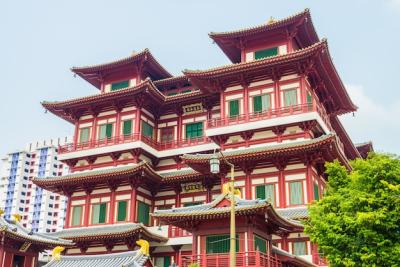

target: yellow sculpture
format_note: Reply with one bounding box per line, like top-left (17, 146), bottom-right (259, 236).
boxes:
top-left (222, 183), bottom-right (242, 198)
top-left (52, 246), bottom-right (65, 261)
top-left (136, 239), bottom-right (150, 256)
top-left (12, 214), bottom-right (22, 223)
top-left (0, 209), bottom-right (4, 216)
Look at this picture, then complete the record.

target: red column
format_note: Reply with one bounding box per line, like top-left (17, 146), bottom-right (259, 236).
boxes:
top-left (0, 238), bottom-right (4, 267)
top-left (244, 86), bottom-right (249, 120)
top-left (175, 187), bottom-right (181, 207)
top-left (177, 109), bottom-right (183, 142)
top-left (134, 107), bottom-right (142, 138)
top-left (274, 79), bottom-right (280, 109)
top-left (64, 197), bottom-right (71, 228)
top-left (84, 191), bottom-right (91, 226)
top-left (300, 76), bottom-right (307, 105)
top-left (73, 121), bottom-right (79, 147)
top-left (306, 164), bottom-right (314, 203)
top-left (109, 189), bottom-right (116, 224)
top-left (91, 115), bottom-right (98, 147)
top-left (220, 91), bottom-right (225, 121)
top-left (115, 109), bottom-right (121, 143)
top-left (130, 186), bottom-right (137, 222)
top-left (278, 169), bottom-right (286, 208)
top-left (3, 251), bottom-right (13, 267)
top-left (245, 169), bottom-right (253, 200)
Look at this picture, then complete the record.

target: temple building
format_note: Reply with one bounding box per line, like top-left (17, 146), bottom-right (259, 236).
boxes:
top-left (31, 9), bottom-right (372, 267)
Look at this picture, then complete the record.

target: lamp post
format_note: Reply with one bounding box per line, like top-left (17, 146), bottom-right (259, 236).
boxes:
top-left (210, 152), bottom-right (236, 267)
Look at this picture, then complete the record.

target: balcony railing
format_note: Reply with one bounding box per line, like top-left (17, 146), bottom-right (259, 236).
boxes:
top-left (207, 103), bottom-right (332, 130)
top-left (58, 133), bottom-right (211, 154)
top-left (168, 225), bottom-right (192, 238)
top-left (181, 251), bottom-right (282, 267)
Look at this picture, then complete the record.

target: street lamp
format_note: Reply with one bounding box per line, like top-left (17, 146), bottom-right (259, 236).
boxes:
top-left (210, 150), bottom-right (236, 267)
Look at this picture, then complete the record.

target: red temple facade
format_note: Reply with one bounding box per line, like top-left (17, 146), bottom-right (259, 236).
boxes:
top-left (33, 9), bottom-right (372, 267)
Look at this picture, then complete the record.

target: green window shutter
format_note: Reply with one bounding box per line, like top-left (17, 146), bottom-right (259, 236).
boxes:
top-left (167, 92), bottom-right (178, 96)
top-left (253, 96), bottom-right (262, 112)
top-left (293, 241), bottom-right (307, 255)
top-left (117, 201), bottom-right (127, 222)
top-left (123, 120), bottom-right (132, 135)
top-left (105, 123), bottom-right (113, 138)
top-left (306, 91), bottom-right (313, 104)
top-left (254, 47), bottom-right (278, 60)
top-left (99, 125), bottom-right (107, 140)
top-left (79, 128), bottom-right (90, 143)
top-left (182, 89), bottom-right (192, 94)
top-left (206, 235), bottom-right (239, 254)
top-left (284, 89), bottom-right (298, 107)
top-left (142, 121), bottom-right (153, 138)
top-left (313, 183), bottom-right (320, 201)
top-left (137, 201), bottom-right (150, 225)
top-left (254, 235), bottom-right (267, 253)
top-left (289, 181), bottom-right (303, 205)
top-left (92, 203), bottom-right (107, 224)
top-left (183, 202), bottom-right (202, 207)
top-left (111, 80), bottom-right (130, 91)
top-left (256, 185), bottom-right (266, 199)
top-left (229, 100), bottom-right (239, 117)
top-left (265, 184), bottom-right (275, 206)
top-left (71, 206), bottom-right (82, 226)
top-left (186, 122), bottom-right (203, 139)
top-left (163, 256), bottom-right (171, 267)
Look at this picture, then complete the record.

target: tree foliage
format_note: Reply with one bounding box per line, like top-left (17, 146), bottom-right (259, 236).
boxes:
top-left (305, 153), bottom-right (400, 267)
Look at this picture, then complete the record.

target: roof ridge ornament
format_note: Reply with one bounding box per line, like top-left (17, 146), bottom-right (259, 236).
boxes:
top-left (52, 246), bottom-right (65, 261)
top-left (267, 16), bottom-right (276, 25)
top-left (136, 239), bottom-right (150, 256)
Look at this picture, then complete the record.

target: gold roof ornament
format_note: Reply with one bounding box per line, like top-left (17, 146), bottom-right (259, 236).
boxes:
top-left (0, 209), bottom-right (4, 216)
top-left (52, 246), bottom-right (65, 261)
top-left (267, 16), bottom-right (276, 25)
top-left (222, 183), bottom-right (242, 198)
top-left (136, 239), bottom-right (150, 256)
top-left (11, 214), bottom-right (22, 223)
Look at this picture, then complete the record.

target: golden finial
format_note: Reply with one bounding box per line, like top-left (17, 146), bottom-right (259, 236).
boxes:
top-left (0, 209), bottom-right (4, 217)
top-left (267, 16), bottom-right (276, 25)
top-left (52, 246), bottom-right (65, 261)
top-left (222, 183), bottom-right (241, 198)
top-left (12, 214), bottom-right (22, 223)
top-left (136, 239), bottom-right (150, 256)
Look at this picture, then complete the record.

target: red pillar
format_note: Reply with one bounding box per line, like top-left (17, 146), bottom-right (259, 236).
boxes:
top-left (245, 169), bottom-right (253, 200)
top-left (73, 121), bottom-right (79, 147)
top-left (91, 115), bottom-right (98, 147)
top-left (64, 197), bottom-right (71, 228)
top-left (130, 186), bottom-right (138, 222)
top-left (176, 108), bottom-right (183, 142)
top-left (244, 86), bottom-right (249, 120)
top-left (0, 239), bottom-right (5, 267)
top-left (115, 109), bottom-right (121, 143)
top-left (278, 169), bottom-right (286, 208)
top-left (175, 187), bottom-right (181, 207)
top-left (84, 190), bottom-right (92, 226)
top-left (274, 79), bottom-right (280, 109)
top-left (109, 189), bottom-right (116, 224)
top-left (300, 76), bottom-right (307, 106)
top-left (220, 91), bottom-right (225, 121)
top-left (134, 107), bottom-right (142, 138)
top-left (306, 164), bottom-right (314, 203)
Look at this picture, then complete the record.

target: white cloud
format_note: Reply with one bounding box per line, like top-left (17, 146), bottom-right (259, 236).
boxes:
top-left (340, 85), bottom-right (400, 154)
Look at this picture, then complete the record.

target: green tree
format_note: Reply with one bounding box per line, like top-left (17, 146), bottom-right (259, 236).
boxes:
top-left (305, 153), bottom-right (400, 267)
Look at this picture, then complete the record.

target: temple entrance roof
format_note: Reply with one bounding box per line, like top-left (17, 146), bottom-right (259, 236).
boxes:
top-left (43, 250), bottom-right (149, 267)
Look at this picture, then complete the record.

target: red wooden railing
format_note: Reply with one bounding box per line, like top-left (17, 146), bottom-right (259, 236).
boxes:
top-left (207, 103), bottom-right (332, 130)
top-left (168, 225), bottom-right (192, 238)
top-left (313, 253), bottom-right (328, 266)
top-left (181, 251), bottom-right (282, 267)
top-left (58, 134), bottom-right (211, 154)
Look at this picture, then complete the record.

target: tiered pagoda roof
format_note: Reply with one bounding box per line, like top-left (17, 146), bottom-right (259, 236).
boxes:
top-left (32, 162), bottom-right (205, 194)
top-left (49, 223), bottom-right (166, 243)
top-left (182, 134), bottom-right (350, 172)
top-left (71, 49), bottom-right (172, 89)
top-left (43, 250), bottom-right (149, 267)
top-left (355, 141), bottom-right (374, 159)
top-left (209, 9), bottom-right (319, 63)
top-left (0, 215), bottom-right (73, 249)
top-left (153, 192), bottom-right (303, 232)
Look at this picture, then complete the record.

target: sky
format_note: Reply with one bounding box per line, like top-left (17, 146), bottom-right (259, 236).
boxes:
top-left (1, 0), bottom-right (400, 158)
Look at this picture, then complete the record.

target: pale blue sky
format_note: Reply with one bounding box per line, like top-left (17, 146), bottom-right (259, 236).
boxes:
top-left (1, 0), bottom-right (399, 157)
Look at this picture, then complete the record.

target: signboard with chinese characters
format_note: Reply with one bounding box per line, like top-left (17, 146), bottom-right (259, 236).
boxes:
top-left (182, 103), bottom-right (203, 115)
top-left (181, 182), bottom-right (205, 193)
top-left (19, 242), bottom-right (31, 252)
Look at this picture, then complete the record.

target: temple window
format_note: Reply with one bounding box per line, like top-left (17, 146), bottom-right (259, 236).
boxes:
top-left (256, 184), bottom-right (275, 206)
top-left (78, 127), bottom-right (90, 143)
top-left (289, 181), bottom-right (304, 205)
top-left (229, 100), bottom-right (239, 117)
top-left (254, 235), bottom-right (267, 253)
top-left (111, 80), bottom-right (130, 91)
top-left (91, 203), bottom-right (107, 224)
top-left (142, 121), bottom-right (154, 138)
top-left (183, 202), bottom-right (203, 207)
top-left (71, 206), bottom-right (82, 226)
top-left (116, 201), bottom-right (128, 222)
top-left (155, 256), bottom-right (171, 267)
top-left (313, 183), bottom-right (320, 201)
top-left (253, 94), bottom-right (271, 113)
top-left (99, 123), bottom-right (113, 140)
top-left (254, 47), bottom-right (278, 60)
top-left (307, 91), bottom-right (313, 104)
top-left (137, 201), bottom-right (150, 225)
top-left (160, 127), bottom-right (174, 142)
top-left (122, 120), bottom-right (132, 136)
top-left (185, 122), bottom-right (203, 139)
top-left (293, 241), bottom-right (307, 255)
top-left (283, 89), bottom-right (298, 107)
top-left (206, 234), bottom-right (239, 253)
